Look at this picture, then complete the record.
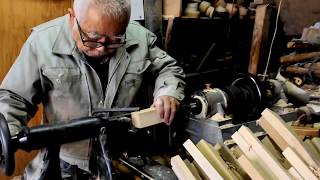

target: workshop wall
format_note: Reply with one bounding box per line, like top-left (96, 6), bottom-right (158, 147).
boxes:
top-left (0, 0), bottom-right (72, 179)
top-left (275, 0), bottom-right (320, 36)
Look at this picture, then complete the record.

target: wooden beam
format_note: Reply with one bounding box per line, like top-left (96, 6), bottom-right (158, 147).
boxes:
top-left (183, 139), bottom-right (223, 180)
top-left (196, 140), bottom-right (239, 180)
top-left (259, 108), bottom-right (320, 168)
top-left (171, 155), bottom-right (197, 180)
top-left (282, 147), bottom-right (318, 180)
top-left (131, 107), bottom-right (163, 128)
top-left (248, 4), bottom-right (271, 75)
top-left (237, 126), bottom-right (291, 179)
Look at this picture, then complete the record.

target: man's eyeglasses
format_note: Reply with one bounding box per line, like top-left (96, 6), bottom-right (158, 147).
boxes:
top-left (75, 18), bottom-right (126, 49)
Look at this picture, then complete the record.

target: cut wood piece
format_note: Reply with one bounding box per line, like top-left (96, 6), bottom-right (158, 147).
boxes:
top-left (282, 147), bottom-right (318, 180)
top-left (312, 137), bottom-right (320, 153)
top-left (183, 159), bottom-right (202, 180)
top-left (288, 167), bottom-right (303, 180)
top-left (214, 143), bottom-right (249, 179)
top-left (171, 155), bottom-right (197, 180)
top-left (237, 155), bottom-right (265, 180)
top-left (229, 145), bottom-right (243, 159)
top-left (258, 117), bottom-right (288, 150)
top-left (238, 126), bottom-right (291, 179)
top-left (196, 140), bottom-right (239, 180)
top-left (183, 139), bottom-right (223, 180)
top-left (261, 136), bottom-right (291, 169)
top-left (192, 161), bottom-right (210, 180)
top-left (231, 131), bottom-right (275, 179)
top-left (303, 139), bottom-right (320, 160)
top-left (131, 107), bottom-right (163, 128)
top-left (259, 108), bottom-right (320, 168)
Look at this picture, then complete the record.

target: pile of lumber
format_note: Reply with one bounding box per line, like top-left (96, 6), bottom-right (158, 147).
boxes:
top-left (171, 108), bottom-right (320, 179)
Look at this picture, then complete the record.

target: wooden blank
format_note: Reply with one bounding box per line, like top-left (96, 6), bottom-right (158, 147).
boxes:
top-left (231, 131), bottom-right (275, 179)
top-left (183, 139), bottom-right (223, 180)
top-left (183, 159), bottom-right (202, 180)
top-left (238, 126), bottom-right (291, 179)
top-left (282, 147), bottom-right (318, 180)
top-left (312, 137), bottom-right (320, 153)
top-left (303, 139), bottom-right (320, 160)
top-left (237, 155), bottom-right (265, 180)
top-left (214, 143), bottom-right (248, 179)
top-left (196, 140), bottom-right (238, 180)
top-left (131, 107), bottom-right (163, 128)
top-left (171, 155), bottom-right (197, 180)
top-left (259, 108), bottom-right (320, 168)
top-left (288, 167), bottom-right (303, 180)
top-left (261, 136), bottom-right (291, 169)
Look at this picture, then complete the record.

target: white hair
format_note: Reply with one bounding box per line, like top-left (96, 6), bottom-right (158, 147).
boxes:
top-left (74, 0), bottom-right (131, 25)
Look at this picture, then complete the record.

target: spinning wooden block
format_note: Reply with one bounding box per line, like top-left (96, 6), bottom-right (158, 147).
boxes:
top-left (131, 107), bottom-right (163, 128)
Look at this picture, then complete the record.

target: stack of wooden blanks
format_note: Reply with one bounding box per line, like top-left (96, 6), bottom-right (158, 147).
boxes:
top-left (171, 139), bottom-right (248, 179)
top-left (230, 108), bottom-right (320, 179)
top-left (171, 108), bottom-right (320, 179)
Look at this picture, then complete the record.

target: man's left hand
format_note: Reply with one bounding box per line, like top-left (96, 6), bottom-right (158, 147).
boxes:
top-left (152, 95), bottom-right (180, 125)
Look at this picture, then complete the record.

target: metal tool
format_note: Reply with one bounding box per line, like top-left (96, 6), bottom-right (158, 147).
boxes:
top-left (0, 108), bottom-right (138, 176)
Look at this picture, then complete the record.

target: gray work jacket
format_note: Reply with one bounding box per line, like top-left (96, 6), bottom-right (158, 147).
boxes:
top-left (0, 15), bottom-right (185, 178)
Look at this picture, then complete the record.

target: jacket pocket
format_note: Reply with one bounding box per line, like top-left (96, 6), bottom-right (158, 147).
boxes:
top-left (123, 60), bottom-right (151, 87)
top-left (115, 60), bottom-right (151, 107)
top-left (42, 67), bottom-right (82, 96)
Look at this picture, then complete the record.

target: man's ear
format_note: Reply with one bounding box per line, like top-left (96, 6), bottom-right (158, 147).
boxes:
top-left (68, 8), bottom-right (75, 27)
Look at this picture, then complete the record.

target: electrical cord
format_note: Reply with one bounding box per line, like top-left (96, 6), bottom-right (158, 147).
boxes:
top-left (262, 0), bottom-right (283, 81)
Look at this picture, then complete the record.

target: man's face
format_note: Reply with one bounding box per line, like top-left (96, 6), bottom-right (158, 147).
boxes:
top-left (69, 8), bottom-right (127, 59)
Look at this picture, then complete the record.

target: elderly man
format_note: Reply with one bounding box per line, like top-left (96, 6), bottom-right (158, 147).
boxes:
top-left (0, 0), bottom-right (185, 179)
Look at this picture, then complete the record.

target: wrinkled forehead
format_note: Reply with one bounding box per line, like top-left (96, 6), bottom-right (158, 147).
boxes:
top-left (77, 9), bottom-right (127, 38)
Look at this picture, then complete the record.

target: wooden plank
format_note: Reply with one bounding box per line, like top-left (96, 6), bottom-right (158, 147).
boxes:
top-left (183, 159), bottom-right (202, 180)
top-left (288, 167), bottom-right (303, 180)
top-left (260, 108), bottom-right (320, 168)
top-left (183, 139), bottom-right (223, 180)
top-left (231, 131), bottom-right (275, 179)
top-left (282, 147), bottom-right (318, 180)
top-left (131, 107), bottom-right (163, 128)
top-left (248, 4), bottom-right (271, 75)
top-left (196, 140), bottom-right (238, 180)
top-left (261, 136), bottom-right (291, 169)
top-left (238, 126), bottom-right (291, 179)
top-left (214, 143), bottom-right (249, 179)
top-left (237, 155), bottom-right (266, 180)
top-left (171, 155), bottom-right (197, 180)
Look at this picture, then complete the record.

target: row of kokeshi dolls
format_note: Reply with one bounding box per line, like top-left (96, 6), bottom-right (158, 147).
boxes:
top-left (184, 0), bottom-right (249, 19)
top-left (171, 108), bottom-right (320, 179)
